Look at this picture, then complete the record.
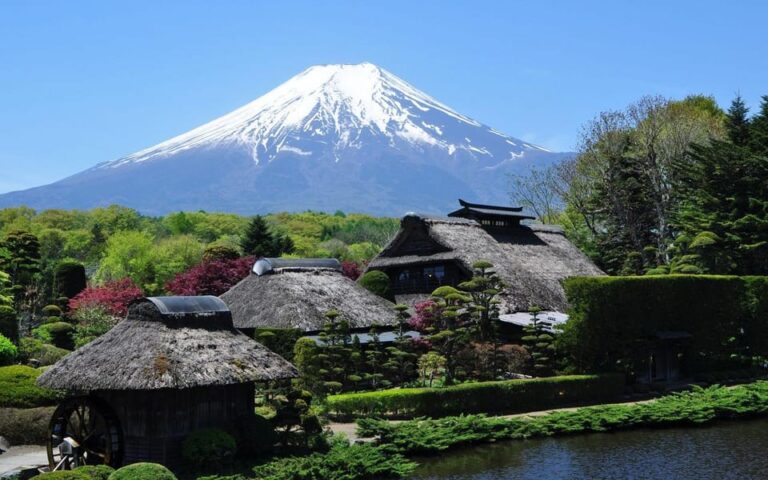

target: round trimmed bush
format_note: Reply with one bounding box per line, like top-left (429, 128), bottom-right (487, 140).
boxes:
top-left (0, 365), bottom-right (63, 408)
top-left (182, 428), bottom-right (237, 469)
top-left (108, 463), bottom-right (177, 480)
top-left (0, 334), bottom-right (17, 365)
top-left (74, 465), bottom-right (115, 480)
top-left (42, 305), bottom-right (63, 318)
top-left (37, 322), bottom-right (75, 350)
top-left (55, 260), bottom-right (87, 299)
top-left (359, 270), bottom-right (391, 299)
top-left (30, 471), bottom-right (89, 480)
top-left (19, 337), bottom-right (70, 366)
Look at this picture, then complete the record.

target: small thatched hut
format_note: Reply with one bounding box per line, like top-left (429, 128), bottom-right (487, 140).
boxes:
top-left (367, 201), bottom-right (604, 314)
top-left (221, 258), bottom-right (397, 334)
top-left (37, 296), bottom-right (296, 469)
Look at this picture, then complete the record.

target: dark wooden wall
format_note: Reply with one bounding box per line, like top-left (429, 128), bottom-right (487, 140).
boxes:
top-left (97, 383), bottom-right (254, 467)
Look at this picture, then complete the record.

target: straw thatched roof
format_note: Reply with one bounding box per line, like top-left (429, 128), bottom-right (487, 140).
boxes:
top-left (368, 214), bottom-right (604, 312)
top-left (221, 267), bottom-right (397, 331)
top-left (37, 296), bottom-right (297, 392)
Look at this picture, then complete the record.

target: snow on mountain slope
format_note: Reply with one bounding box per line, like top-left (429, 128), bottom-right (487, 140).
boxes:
top-left (0, 63), bottom-right (569, 215)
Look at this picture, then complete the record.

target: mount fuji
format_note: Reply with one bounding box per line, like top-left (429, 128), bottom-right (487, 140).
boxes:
top-left (0, 63), bottom-right (570, 215)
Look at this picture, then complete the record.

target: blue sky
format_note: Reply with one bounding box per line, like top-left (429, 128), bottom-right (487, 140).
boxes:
top-left (1, 0), bottom-right (767, 193)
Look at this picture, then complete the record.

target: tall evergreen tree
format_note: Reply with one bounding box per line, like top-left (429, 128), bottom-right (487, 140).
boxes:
top-left (240, 215), bottom-right (294, 258)
top-left (726, 95), bottom-right (751, 147)
top-left (749, 95), bottom-right (768, 155)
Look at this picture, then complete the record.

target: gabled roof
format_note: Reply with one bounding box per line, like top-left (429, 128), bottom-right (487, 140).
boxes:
top-left (368, 215), bottom-right (604, 312)
top-left (221, 267), bottom-right (397, 331)
top-left (448, 198), bottom-right (536, 221)
top-left (37, 297), bottom-right (297, 391)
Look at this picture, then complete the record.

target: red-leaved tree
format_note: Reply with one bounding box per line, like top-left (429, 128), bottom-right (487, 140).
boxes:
top-left (165, 256), bottom-right (254, 296)
top-left (408, 299), bottom-right (442, 332)
top-left (69, 278), bottom-right (144, 317)
top-left (341, 260), bottom-right (362, 280)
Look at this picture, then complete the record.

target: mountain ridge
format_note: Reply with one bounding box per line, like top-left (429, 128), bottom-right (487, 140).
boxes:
top-left (0, 63), bottom-right (569, 215)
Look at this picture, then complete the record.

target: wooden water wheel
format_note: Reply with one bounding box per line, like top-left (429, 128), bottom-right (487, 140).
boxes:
top-left (47, 396), bottom-right (123, 471)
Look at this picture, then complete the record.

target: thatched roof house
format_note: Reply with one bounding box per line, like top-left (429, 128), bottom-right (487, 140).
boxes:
top-left (38, 296), bottom-right (296, 391)
top-left (37, 296), bottom-right (296, 469)
top-left (221, 258), bottom-right (397, 333)
top-left (367, 205), bottom-right (604, 313)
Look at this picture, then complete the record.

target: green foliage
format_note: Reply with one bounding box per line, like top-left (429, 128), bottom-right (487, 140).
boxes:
top-left (0, 406), bottom-right (54, 445)
top-left (250, 437), bottom-right (417, 480)
top-left (29, 471), bottom-right (90, 480)
top-left (0, 305), bottom-right (17, 343)
top-left (240, 215), bottom-right (294, 258)
top-left (73, 465), bottom-right (115, 480)
top-left (521, 307), bottom-right (555, 375)
top-left (359, 381), bottom-right (768, 456)
top-left (236, 414), bottom-right (277, 455)
top-left (326, 374), bottom-right (624, 419)
top-left (71, 305), bottom-right (118, 348)
top-left (560, 276), bottom-right (768, 375)
top-left (18, 337), bottom-right (70, 366)
top-left (254, 328), bottom-right (304, 362)
top-left (182, 428), bottom-right (237, 470)
top-left (54, 260), bottom-right (87, 299)
top-left (108, 463), bottom-right (177, 480)
top-left (0, 334), bottom-right (17, 365)
top-left (33, 321), bottom-right (75, 350)
top-left (0, 365), bottom-right (63, 407)
top-left (359, 271), bottom-right (391, 299)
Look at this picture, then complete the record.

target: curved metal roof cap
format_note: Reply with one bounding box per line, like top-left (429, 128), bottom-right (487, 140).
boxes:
top-left (144, 296), bottom-right (230, 314)
top-left (255, 258), bottom-right (341, 274)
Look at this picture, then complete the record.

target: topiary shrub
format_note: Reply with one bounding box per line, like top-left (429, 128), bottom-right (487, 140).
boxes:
top-left (182, 429), bottom-right (237, 470)
top-left (236, 414), bottom-right (276, 455)
top-left (0, 365), bottom-right (63, 408)
top-left (74, 465), bottom-right (115, 480)
top-left (18, 337), bottom-right (70, 366)
top-left (359, 270), bottom-right (391, 299)
top-left (34, 322), bottom-right (75, 350)
top-left (29, 471), bottom-right (90, 480)
top-left (55, 260), bottom-right (87, 300)
top-left (108, 463), bottom-right (177, 480)
top-left (0, 334), bottom-right (17, 365)
top-left (0, 406), bottom-right (55, 445)
top-left (0, 305), bottom-right (18, 342)
top-left (42, 305), bottom-right (63, 318)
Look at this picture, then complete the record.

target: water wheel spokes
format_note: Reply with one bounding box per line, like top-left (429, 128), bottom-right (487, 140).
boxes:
top-left (47, 396), bottom-right (123, 470)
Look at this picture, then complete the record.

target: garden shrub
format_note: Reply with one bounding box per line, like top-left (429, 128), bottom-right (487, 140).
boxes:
top-left (73, 465), bottom-right (115, 480)
top-left (253, 327), bottom-right (303, 361)
top-left (33, 322), bottom-right (75, 350)
top-left (55, 260), bottom-right (87, 299)
top-left (0, 365), bottom-right (63, 408)
top-left (29, 472), bottom-right (90, 480)
top-left (0, 305), bottom-right (18, 342)
top-left (0, 334), bottom-right (17, 365)
top-left (0, 406), bottom-right (54, 444)
top-left (42, 304), bottom-right (63, 318)
top-left (181, 428), bottom-right (237, 470)
top-left (235, 414), bottom-right (276, 455)
top-left (18, 337), bottom-right (70, 366)
top-left (560, 275), bottom-right (768, 375)
top-left (359, 271), bottom-right (391, 299)
top-left (326, 374), bottom-right (624, 419)
top-left (108, 463), bottom-right (177, 480)
top-left (250, 437), bottom-right (416, 479)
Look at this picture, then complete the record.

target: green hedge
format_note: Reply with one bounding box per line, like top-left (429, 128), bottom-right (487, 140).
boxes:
top-left (560, 275), bottom-right (768, 375)
top-left (326, 374), bottom-right (624, 419)
top-left (0, 406), bottom-right (55, 444)
top-left (0, 365), bottom-right (63, 408)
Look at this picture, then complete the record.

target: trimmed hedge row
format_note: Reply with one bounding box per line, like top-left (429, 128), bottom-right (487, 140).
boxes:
top-left (560, 275), bottom-right (768, 374)
top-left (326, 374), bottom-right (624, 419)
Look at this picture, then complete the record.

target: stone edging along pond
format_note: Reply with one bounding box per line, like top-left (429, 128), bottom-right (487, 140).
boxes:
top-left (355, 381), bottom-right (768, 456)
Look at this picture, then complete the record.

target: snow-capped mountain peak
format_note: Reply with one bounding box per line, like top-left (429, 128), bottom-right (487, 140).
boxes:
top-left (104, 62), bottom-right (547, 168)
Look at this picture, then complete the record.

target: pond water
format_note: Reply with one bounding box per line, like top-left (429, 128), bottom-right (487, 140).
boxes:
top-left (412, 419), bottom-right (768, 480)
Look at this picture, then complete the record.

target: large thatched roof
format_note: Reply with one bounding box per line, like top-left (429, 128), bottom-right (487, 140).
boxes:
top-left (37, 296), bottom-right (297, 392)
top-left (367, 215), bottom-right (604, 312)
top-left (221, 266), bottom-right (397, 331)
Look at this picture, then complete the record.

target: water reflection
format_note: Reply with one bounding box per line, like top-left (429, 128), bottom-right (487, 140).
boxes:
top-left (413, 419), bottom-right (768, 480)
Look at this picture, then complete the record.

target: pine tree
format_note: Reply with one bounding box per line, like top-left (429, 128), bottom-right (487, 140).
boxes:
top-left (750, 95), bottom-right (768, 155)
top-left (726, 95), bottom-right (751, 146)
top-left (240, 215), bottom-right (294, 257)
